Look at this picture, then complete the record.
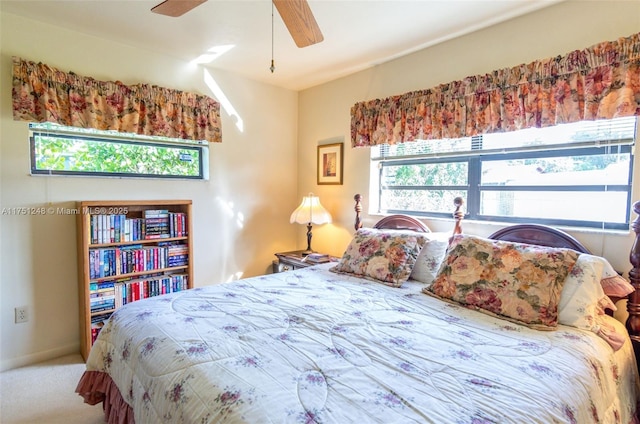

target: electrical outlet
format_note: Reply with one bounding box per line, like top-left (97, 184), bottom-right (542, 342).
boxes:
top-left (15, 306), bottom-right (28, 323)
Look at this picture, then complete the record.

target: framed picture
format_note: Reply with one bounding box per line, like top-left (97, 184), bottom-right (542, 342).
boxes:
top-left (317, 142), bottom-right (343, 185)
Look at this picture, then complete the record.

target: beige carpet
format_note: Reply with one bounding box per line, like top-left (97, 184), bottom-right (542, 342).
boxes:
top-left (0, 353), bottom-right (105, 424)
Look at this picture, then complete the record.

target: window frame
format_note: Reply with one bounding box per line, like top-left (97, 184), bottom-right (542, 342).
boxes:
top-left (29, 124), bottom-right (208, 180)
top-left (374, 123), bottom-right (635, 231)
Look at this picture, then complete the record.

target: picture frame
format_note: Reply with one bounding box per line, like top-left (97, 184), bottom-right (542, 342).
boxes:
top-left (317, 142), bottom-right (343, 185)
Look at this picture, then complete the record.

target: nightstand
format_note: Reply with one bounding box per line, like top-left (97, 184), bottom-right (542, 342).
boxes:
top-left (273, 250), bottom-right (338, 273)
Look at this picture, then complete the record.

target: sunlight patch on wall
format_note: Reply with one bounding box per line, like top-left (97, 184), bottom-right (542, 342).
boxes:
top-left (236, 211), bottom-right (245, 230)
top-left (216, 197), bottom-right (244, 229)
top-left (225, 271), bottom-right (244, 283)
top-left (203, 69), bottom-right (244, 133)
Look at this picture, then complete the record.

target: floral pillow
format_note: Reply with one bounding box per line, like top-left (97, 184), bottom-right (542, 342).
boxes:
top-left (424, 234), bottom-right (579, 330)
top-left (330, 228), bottom-right (428, 287)
top-left (409, 233), bottom-right (450, 285)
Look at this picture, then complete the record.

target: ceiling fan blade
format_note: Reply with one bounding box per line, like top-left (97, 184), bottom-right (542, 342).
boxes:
top-left (272, 0), bottom-right (323, 48)
top-left (151, 0), bottom-right (208, 17)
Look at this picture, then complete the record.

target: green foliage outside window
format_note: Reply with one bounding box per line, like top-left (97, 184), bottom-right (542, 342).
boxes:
top-left (30, 123), bottom-right (205, 179)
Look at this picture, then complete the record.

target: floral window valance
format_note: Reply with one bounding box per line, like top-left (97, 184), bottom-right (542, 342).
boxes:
top-left (12, 56), bottom-right (221, 143)
top-left (351, 32), bottom-right (640, 147)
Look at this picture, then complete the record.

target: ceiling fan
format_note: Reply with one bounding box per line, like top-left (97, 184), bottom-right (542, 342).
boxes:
top-left (151, 0), bottom-right (324, 48)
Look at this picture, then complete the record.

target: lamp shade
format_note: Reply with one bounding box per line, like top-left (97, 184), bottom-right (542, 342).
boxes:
top-left (289, 193), bottom-right (332, 225)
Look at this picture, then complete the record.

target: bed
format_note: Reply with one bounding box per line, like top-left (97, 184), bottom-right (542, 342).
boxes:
top-left (77, 196), bottom-right (640, 423)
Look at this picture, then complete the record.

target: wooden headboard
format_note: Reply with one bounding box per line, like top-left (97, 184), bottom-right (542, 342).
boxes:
top-left (354, 194), bottom-right (430, 233)
top-left (373, 215), bottom-right (430, 232)
top-left (489, 224), bottom-right (591, 253)
top-left (354, 194), bottom-right (640, 353)
top-left (354, 193), bottom-right (589, 252)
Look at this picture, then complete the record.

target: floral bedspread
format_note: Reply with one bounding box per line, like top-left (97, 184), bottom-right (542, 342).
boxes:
top-left (83, 264), bottom-right (640, 423)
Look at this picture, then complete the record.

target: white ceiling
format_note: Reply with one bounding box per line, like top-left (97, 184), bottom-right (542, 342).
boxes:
top-left (1, 0), bottom-right (561, 91)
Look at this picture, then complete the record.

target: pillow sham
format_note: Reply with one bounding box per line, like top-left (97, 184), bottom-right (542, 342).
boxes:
top-left (424, 234), bottom-right (579, 330)
top-left (558, 253), bottom-right (625, 350)
top-left (330, 228), bottom-right (427, 287)
top-left (559, 253), bottom-right (614, 327)
top-left (599, 259), bottom-right (634, 297)
top-left (409, 232), bottom-right (450, 285)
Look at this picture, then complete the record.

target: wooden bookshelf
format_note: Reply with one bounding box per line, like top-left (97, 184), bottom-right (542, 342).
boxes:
top-left (76, 200), bottom-right (193, 361)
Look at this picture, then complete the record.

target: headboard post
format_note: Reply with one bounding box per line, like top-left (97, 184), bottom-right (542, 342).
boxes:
top-left (354, 194), bottom-right (363, 232)
top-left (452, 197), bottom-right (464, 236)
top-left (627, 201), bottom-right (640, 345)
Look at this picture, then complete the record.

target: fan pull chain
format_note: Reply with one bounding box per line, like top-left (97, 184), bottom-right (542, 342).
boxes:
top-left (270, 2), bottom-right (275, 73)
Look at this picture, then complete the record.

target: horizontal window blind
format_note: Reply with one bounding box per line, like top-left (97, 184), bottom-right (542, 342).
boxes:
top-left (372, 117), bottom-right (637, 161)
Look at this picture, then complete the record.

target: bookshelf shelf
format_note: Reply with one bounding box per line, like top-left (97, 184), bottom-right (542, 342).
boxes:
top-left (76, 199), bottom-right (193, 361)
top-left (88, 265), bottom-right (190, 283)
top-left (89, 236), bottom-right (189, 248)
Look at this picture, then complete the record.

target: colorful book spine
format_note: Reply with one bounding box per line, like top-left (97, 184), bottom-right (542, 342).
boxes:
top-left (89, 211), bottom-right (187, 244)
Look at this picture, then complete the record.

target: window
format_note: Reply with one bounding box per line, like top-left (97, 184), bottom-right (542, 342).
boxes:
top-left (30, 123), bottom-right (208, 179)
top-left (371, 117), bottom-right (637, 230)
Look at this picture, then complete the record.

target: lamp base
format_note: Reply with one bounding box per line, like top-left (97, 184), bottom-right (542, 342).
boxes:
top-left (303, 223), bottom-right (314, 256)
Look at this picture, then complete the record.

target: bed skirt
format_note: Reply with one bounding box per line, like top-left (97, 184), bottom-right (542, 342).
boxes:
top-left (76, 371), bottom-right (134, 424)
top-left (77, 368), bottom-right (640, 424)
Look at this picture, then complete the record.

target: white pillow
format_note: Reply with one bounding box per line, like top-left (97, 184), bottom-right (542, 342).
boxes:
top-left (558, 253), bottom-right (616, 328)
top-left (558, 253), bottom-right (629, 351)
top-left (409, 232), bottom-right (450, 285)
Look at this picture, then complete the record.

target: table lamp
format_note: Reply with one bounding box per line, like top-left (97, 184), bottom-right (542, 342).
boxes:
top-left (289, 192), bottom-right (332, 255)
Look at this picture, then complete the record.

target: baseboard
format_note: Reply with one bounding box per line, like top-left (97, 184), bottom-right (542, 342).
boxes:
top-left (0, 342), bottom-right (80, 372)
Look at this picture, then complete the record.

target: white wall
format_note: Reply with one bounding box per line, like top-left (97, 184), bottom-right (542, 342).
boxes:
top-left (298, 0), bottom-right (640, 275)
top-left (0, 12), bottom-right (300, 370)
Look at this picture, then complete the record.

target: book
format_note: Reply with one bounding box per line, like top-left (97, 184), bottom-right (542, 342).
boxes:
top-left (90, 281), bottom-right (115, 291)
top-left (144, 209), bottom-right (169, 218)
top-left (167, 255), bottom-right (188, 267)
top-left (90, 303), bottom-right (115, 313)
top-left (306, 253), bottom-right (330, 263)
top-left (90, 292), bottom-right (115, 300)
top-left (91, 312), bottom-right (112, 324)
